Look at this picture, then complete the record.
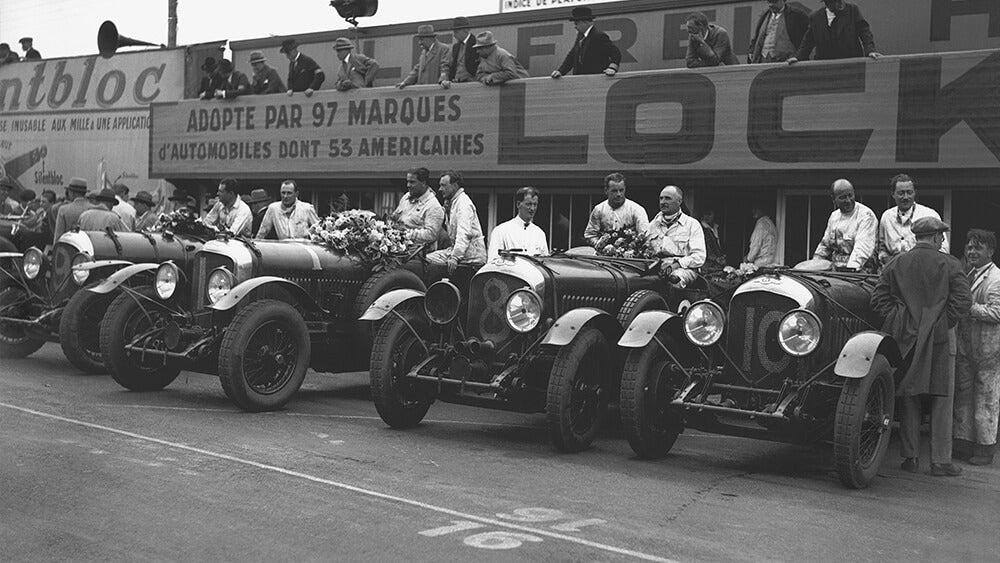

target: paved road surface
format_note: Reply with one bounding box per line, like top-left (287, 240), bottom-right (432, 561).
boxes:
top-left (2, 344), bottom-right (999, 561)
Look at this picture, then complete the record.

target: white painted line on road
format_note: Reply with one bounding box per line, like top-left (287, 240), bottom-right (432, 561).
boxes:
top-left (1, 401), bottom-right (675, 563)
top-left (92, 404), bottom-right (234, 413)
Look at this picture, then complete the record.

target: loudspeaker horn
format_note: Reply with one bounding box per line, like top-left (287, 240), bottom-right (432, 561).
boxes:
top-left (98, 20), bottom-right (164, 59)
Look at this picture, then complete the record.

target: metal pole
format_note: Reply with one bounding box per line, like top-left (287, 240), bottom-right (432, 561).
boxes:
top-left (167, 0), bottom-right (178, 48)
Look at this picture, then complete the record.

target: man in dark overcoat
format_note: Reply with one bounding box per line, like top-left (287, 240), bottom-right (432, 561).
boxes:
top-left (872, 217), bottom-right (972, 476)
top-left (789, 0), bottom-right (882, 63)
top-left (551, 6), bottom-right (621, 78)
top-left (281, 38), bottom-right (325, 96)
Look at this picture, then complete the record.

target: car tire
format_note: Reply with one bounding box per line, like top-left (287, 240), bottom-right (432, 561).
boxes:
top-left (616, 290), bottom-right (666, 329)
top-left (547, 327), bottom-right (610, 453)
top-left (353, 268), bottom-right (427, 351)
top-left (101, 286), bottom-right (182, 391)
top-left (218, 299), bottom-right (311, 412)
top-left (834, 355), bottom-right (894, 489)
top-left (620, 338), bottom-right (684, 459)
top-left (0, 286), bottom-right (45, 359)
top-left (59, 283), bottom-right (114, 374)
top-left (369, 313), bottom-right (431, 429)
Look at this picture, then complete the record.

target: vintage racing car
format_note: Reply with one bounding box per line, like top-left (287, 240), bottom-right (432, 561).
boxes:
top-left (616, 268), bottom-right (901, 488)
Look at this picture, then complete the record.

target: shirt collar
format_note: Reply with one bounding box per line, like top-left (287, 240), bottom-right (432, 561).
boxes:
top-left (895, 205), bottom-right (915, 225)
top-left (583, 25), bottom-right (594, 38)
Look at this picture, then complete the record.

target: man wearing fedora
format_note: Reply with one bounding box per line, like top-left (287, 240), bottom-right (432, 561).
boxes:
top-left (53, 178), bottom-right (97, 243)
top-left (78, 189), bottom-right (128, 233)
top-left (243, 188), bottom-right (272, 236)
top-left (281, 38), bottom-right (325, 97)
top-left (19, 37), bottom-right (40, 61)
top-left (131, 191), bottom-right (160, 232)
top-left (473, 31), bottom-right (529, 86)
top-left (209, 59), bottom-right (251, 100)
top-left (872, 216), bottom-right (972, 477)
top-left (445, 17), bottom-right (479, 86)
top-left (167, 189), bottom-right (199, 215)
top-left (332, 38), bottom-right (379, 91)
top-left (551, 7), bottom-right (621, 78)
top-left (198, 57), bottom-right (218, 100)
top-left (397, 25), bottom-right (450, 89)
top-left (249, 51), bottom-right (286, 95)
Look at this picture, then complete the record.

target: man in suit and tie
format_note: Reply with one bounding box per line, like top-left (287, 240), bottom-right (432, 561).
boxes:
top-left (209, 59), bottom-right (251, 100)
top-left (551, 6), bottom-right (621, 78)
top-left (281, 38), bottom-right (325, 97)
top-left (788, 0), bottom-right (882, 63)
top-left (444, 17), bottom-right (478, 87)
top-left (249, 50), bottom-right (286, 95)
top-left (397, 25), bottom-right (450, 89)
top-left (332, 37), bottom-right (379, 91)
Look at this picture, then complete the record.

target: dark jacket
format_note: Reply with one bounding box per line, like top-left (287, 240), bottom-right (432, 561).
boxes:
top-left (252, 65), bottom-right (286, 95)
top-left (748, 5), bottom-right (810, 63)
top-left (448, 34), bottom-right (479, 81)
top-left (796, 3), bottom-right (877, 61)
top-left (198, 72), bottom-right (217, 99)
top-left (287, 52), bottom-right (325, 92)
top-left (558, 26), bottom-right (622, 75)
top-left (210, 71), bottom-right (251, 99)
top-left (686, 25), bottom-right (739, 68)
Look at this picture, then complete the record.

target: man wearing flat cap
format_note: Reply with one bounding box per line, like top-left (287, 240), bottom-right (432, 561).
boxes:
top-left (53, 178), bottom-right (97, 244)
top-left (249, 51), bottom-right (286, 95)
top-left (397, 25), bottom-right (451, 89)
top-left (78, 189), bottom-right (128, 232)
top-left (19, 37), bottom-right (40, 61)
top-left (0, 43), bottom-right (20, 65)
top-left (198, 57), bottom-right (218, 100)
top-left (872, 216), bottom-right (972, 477)
top-left (209, 59), bottom-right (251, 100)
top-left (551, 7), bottom-right (622, 79)
top-left (473, 31), bottom-right (529, 86)
top-left (131, 191), bottom-right (160, 232)
top-left (445, 17), bottom-right (479, 86)
top-left (333, 38), bottom-right (379, 91)
top-left (281, 38), bottom-right (325, 96)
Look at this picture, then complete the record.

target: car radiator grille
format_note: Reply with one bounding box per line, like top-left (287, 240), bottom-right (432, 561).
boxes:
top-left (467, 273), bottom-right (527, 342)
top-left (726, 291), bottom-right (808, 384)
top-left (50, 243), bottom-right (76, 301)
top-left (193, 253), bottom-right (233, 309)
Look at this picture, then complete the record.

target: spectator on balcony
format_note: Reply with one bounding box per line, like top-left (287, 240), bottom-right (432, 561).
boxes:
top-left (685, 12), bottom-right (739, 68)
top-left (19, 37), bottom-right (40, 60)
top-left (427, 170), bottom-right (487, 275)
top-left (646, 185), bottom-right (706, 288)
top-left (445, 17), bottom-right (479, 86)
top-left (282, 38), bottom-right (325, 97)
top-left (954, 229), bottom-right (1000, 466)
top-left (53, 178), bottom-right (96, 244)
top-left (0, 43), bottom-right (20, 65)
top-left (332, 37), bottom-right (379, 91)
top-left (488, 186), bottom-right (548, 260)
top-left (872, 217), bottom-right (971, 477)
top-left (788, 0), bottom-right (881, 63)
top-left (77, 189), bottom-right (128, 232)
top-left (197, 57), bottom-right (217, 100)
top-left (392, 167), bottom-right (444, 250)
top-left (583, 172), bottom-right (648, 248)
top-left (877, 174), bottom-right (948, 265)
top-left (397, 25), bottom-right (450, 89)
top-left (210, 59), bottom-right (250, 100)
top-left (551, 6), bottom-right (621, 79)
top-left (474, 31), bottom-right (529, 86)
top-left (256, 180), bottom-right (319, 240)
top-left (249, 51), bottom-right (286, 95)
top-left (205, 178), bottom-right (253, 237)
top-left (111, 183), bottom-right (136, 231)
top-left (745, 203), bottom-right (778, 267)
top-left (812, 179), bottom-right (877, 271)
top-left (748, 0), bottom-right (810, 63)
top-left (131, 191), bottom-right (159, 232)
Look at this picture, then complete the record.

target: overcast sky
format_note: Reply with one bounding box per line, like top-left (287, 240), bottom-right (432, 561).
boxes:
top-left (0, 0), bottom-right (500, 59)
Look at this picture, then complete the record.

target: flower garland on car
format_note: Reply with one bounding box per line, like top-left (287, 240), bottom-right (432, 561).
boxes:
top-left (593, 227), bottom-right (654, 259)
top-left (152, 208), bottom-right (218, 239)
top-left (307, 209), bottom-right (412, 271)
top-left (707, 262), bottom-right (759, 283)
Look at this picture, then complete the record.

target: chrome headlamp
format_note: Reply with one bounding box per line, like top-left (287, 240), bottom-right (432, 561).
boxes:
top-left (154, 262), bottom-right (179, 300)
top-left (683, 300), bottom-right (725, 347)
top-left (71, 254), bottom-right (93, 285)
top-left (424, 280), bottom-right (461, 325)
top-left (778, 309), bottom-right (822, 357)
top-left (22, 247), bottom-right (44, 279)
top-left (505, 289), bottom-right (542, 333)
top-left (207, 267), bottom-right (234, 305)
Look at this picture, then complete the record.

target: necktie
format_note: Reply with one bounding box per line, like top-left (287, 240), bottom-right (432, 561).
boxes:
top-left (575, 32), bottom-right (585, 66)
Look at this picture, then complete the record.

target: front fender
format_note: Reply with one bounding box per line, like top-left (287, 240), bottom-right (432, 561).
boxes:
top-left (87, 263), bottom-right (159, 294)
top-left (834, 331), bottom-right (902, 379)
top-left (209, 276), bottom-right (327, 313)
top-left (74, 259), bottom-right (133, 272)
top-left (542, 307), bottom-right (622, 347)
top-left (618, 310), bottom-right (681, 348)
top-left (359, 288), bottom-right (426, 321)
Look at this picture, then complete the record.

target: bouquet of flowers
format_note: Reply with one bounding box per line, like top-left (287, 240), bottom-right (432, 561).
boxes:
top-left (710, 262), bottom-right (759, 283)
top-left (152, 208), bottom-right (217, 239)
top-left (307, 209), bottom-right (412, 271)
top-left (594, 227), bottom-right (654, 259)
